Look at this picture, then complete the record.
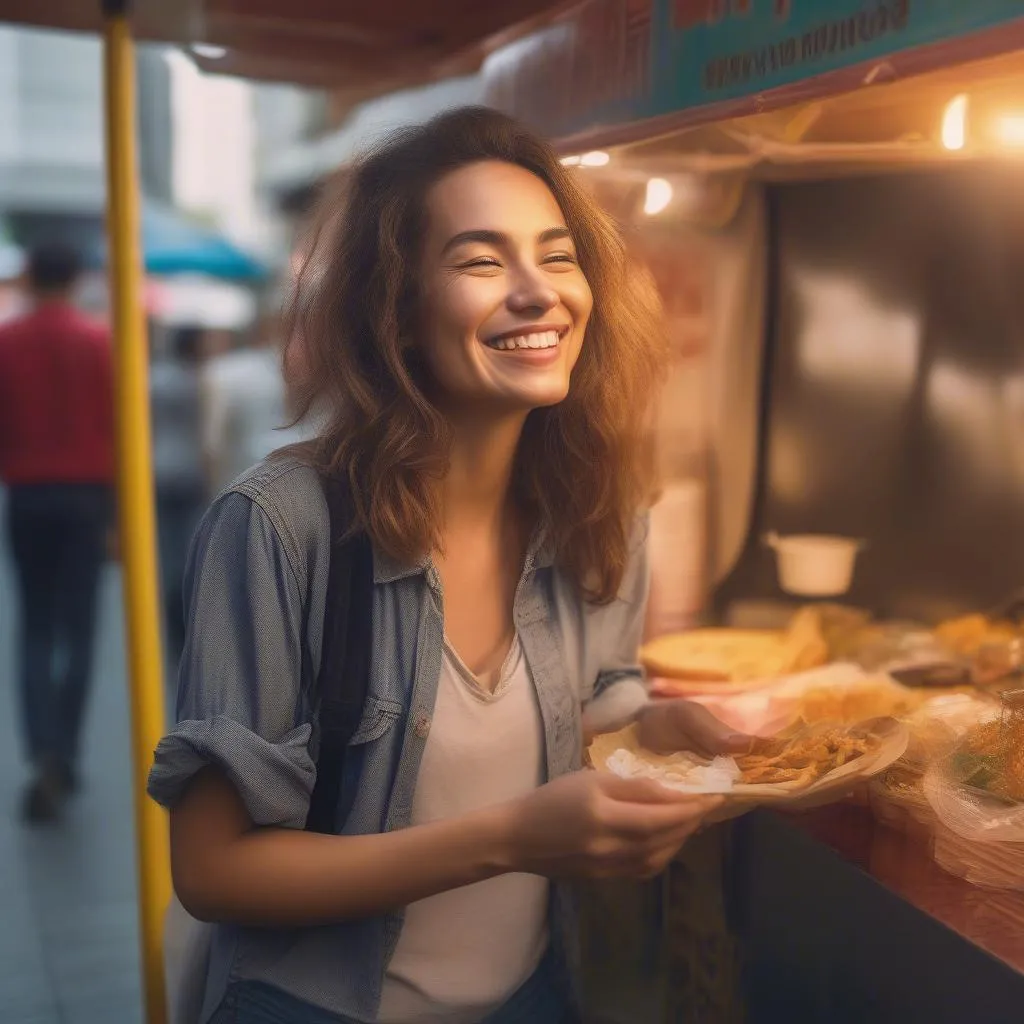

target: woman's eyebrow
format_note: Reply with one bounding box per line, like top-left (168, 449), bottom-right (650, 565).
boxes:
top-left (441, 226), bottom-right (572, 256)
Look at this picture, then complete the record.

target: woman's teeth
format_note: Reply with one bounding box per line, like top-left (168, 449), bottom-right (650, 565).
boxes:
top-left (485, 330), bottom-right (560, 351)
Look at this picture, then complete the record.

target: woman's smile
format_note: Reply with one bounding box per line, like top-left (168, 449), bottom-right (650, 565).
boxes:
top-left (480, 325), bottom-right (569, 364)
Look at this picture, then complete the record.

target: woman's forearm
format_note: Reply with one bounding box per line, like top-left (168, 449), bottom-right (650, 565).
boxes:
top-left (171, 768), bottom-right (516, 926)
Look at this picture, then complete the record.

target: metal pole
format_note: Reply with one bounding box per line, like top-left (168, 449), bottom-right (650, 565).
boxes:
top-left (101, 3), bottom-right (170, 1022)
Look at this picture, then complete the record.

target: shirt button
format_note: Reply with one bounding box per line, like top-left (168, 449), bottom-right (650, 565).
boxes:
top-left (414, 713), bottom-right (431, 739)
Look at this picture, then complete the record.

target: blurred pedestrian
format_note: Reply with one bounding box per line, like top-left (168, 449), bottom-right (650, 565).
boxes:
top-left (151, 324), bottom-right (206, 671)
top-left (200, 305), bottom-right (305, 494)
top-left (0, 242), bottom-right (114, 822)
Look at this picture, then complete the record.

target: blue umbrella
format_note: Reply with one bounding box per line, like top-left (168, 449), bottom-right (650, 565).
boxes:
top-left (96, 201), bottom-right (268, 281)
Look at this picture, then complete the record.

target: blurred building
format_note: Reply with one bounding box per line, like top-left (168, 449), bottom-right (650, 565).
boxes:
top-left (0, 26), bottom-right (172, 249)
top-left (254, 74), bottom-right (484, 223)
top-left (0, 25), bottom-right (282, 280)
top-left (167, 50), bottom-right (282, 256)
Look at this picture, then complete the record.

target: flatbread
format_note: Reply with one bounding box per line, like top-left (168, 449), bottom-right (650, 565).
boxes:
top-left (640, 629), bottom-right (783, 682)
top-left (640, 608), bottom-right (829, 684)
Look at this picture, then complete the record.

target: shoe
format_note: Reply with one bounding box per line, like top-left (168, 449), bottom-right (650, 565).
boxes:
top-left (20, 774), bottom-right (63, 824)
top-left (56, 762), bottom-right (79, 796)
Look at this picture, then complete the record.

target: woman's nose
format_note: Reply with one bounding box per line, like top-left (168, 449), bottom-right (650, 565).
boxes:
top-left (506, 267), bottom-right (559, 316)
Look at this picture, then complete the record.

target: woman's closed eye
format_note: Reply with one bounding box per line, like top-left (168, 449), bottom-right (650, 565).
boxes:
top-left (542, 252), bottom-right (578, 268)
top-left (457, 257), bottom-right (502, 271)
top-left (455, 253), bottom-right (578, 273)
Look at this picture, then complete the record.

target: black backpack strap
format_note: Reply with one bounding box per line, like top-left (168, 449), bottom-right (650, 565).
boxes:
top-left (305, 473), bottom-right (373, 835)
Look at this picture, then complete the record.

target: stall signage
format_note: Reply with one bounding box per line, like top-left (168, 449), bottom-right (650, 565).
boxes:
top-left (482, 0), bottom-right (1024, 137)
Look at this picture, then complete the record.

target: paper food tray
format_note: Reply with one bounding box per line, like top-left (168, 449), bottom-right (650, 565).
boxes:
top-left (588, 717), bottom-right (909, 806)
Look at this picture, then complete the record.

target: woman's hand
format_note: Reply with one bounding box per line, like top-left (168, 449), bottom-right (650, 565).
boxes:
top-left (635, 699), bottom-right (752, 757)
top-left (503, 770), bottom-right (722, 881)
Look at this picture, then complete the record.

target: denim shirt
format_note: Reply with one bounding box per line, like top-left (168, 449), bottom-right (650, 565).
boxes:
top-left (147, 455), bottom-right (650, 1022)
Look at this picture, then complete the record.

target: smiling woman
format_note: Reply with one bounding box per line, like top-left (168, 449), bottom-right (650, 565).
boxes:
top-left (148, 107), bottom-right (742, 1024)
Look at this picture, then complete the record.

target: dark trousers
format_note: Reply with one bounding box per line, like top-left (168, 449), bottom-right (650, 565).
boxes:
top-left (5, 483), bottom-right (112, 771)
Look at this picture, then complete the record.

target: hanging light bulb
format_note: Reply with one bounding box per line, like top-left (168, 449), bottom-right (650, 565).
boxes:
top-left (941, 94), bottom-right (968, 151)
top-left (579, 150), bottom-right (610, 167)
top-left (644, 178), bottom-right (673, 216)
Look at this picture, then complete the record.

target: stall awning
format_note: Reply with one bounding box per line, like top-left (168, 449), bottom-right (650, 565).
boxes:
top-left (0, 0), bottom-right (567, 97)
top-left (593, 48), bottom-right (1024, 184)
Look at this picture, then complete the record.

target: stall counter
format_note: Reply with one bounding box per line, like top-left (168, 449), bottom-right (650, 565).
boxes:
top-left (735, 804), bottom-right (1024, 1024)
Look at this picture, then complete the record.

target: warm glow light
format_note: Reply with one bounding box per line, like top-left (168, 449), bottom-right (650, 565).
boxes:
top-left (643, 177), bottom-right (673, 215)
top-left (941, 94), bottom-right (968, 151)
top-left (579, 150), bottom-right (610, 167)
top-left (191, 43), bottom-right (228, 60)
top-left (996, 114), bottom-right (1024, 148)
top-left (560, 154), bottom-right (581, 166)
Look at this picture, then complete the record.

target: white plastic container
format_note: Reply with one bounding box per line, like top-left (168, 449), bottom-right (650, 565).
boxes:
top-left (764, 532), bottom-right (865, 597)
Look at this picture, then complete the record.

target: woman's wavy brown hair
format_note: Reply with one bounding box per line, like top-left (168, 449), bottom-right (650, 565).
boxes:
top-left (286, 106), bottom-right (665, 604)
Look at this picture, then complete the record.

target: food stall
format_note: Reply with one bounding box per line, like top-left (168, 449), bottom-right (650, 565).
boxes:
top-left (484, 2), bottom-right (1024, 1020)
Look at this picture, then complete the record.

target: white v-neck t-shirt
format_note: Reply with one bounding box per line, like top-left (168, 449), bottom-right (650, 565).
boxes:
top-left (376, 635), bottom-right (549, 1023)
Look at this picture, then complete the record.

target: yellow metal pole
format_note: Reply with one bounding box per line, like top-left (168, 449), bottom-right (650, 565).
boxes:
top-left (101, 4), bottom-right (170, 1023)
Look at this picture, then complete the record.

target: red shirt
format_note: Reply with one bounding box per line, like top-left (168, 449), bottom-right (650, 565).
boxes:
top-left (0, 302), bottom-right (115, 485)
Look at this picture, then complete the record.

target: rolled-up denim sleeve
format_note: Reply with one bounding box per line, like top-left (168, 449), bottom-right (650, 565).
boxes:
top-left (147, 490), bottom-right (316, 829)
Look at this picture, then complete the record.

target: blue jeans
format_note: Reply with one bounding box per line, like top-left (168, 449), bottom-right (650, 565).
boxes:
top-left (211, 950), bottom-right (572, 1024)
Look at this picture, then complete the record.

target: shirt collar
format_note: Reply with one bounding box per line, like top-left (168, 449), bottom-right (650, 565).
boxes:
top-left (372, 547), bottom-right (429, 585)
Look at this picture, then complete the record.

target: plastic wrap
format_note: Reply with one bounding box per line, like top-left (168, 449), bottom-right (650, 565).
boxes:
top-left (922, 691), bottom-right (1024, 890)
top-left (868, 766), bottom-right (935, 834)
top-left (924, 768), bottom-right (1024, 890)
top-left (867, 693), bottom-right (995, 834)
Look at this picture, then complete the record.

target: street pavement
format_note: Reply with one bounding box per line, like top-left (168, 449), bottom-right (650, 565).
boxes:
top-left (0, 491), bottom-right (145, 1024)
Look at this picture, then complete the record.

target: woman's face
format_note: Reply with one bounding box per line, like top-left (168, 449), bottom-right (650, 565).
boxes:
top-left (418, 160), bottom-right (593, 414)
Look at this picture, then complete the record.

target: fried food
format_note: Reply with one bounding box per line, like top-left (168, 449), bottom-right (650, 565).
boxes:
top-left (590, 720), bottom-right (897, 799)
top-left (954, 712), bottom-right (1024, 803)
top-left (797, 677), bottom-right (923, 725)
top-left (734, 725), bottom-right (874, 787)
top-left (1005, 741), bottom-right (1024, 802)
top-left (811, 603), bottom-right (873, 660)
top-left (935, 614), bottom-right (1019, 656)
